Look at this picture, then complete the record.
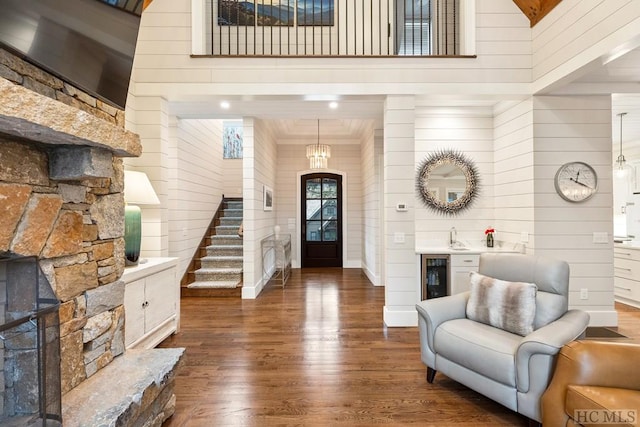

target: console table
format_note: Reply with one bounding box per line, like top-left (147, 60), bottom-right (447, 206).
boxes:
top-left (261, 234), bottom-right (292, 287)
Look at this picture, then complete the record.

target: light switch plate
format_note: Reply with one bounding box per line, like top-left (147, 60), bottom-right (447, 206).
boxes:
top-left (592, 232), bottom-right (608, 244)
top-left (394, 232), bottom-right (405, 243)
top-left (520, 232), bottom-right (529, 243)
top-left (580, 288), bottom-right (589, 300)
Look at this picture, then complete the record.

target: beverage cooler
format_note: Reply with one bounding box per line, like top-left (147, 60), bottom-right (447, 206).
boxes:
top-left (421, 254), bottom-right (449, 300)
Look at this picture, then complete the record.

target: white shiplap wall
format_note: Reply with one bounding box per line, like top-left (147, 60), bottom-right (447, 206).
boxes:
top-left (124, 95), bottom-right (170, 259)
top-left (242, 118), bottom-right (278, 298)
top-left (532, 95), bottom-right (615, 325)
top-left (275, 144), bottom-right (363, 269)
top-left (383, 96), bottom-right (418, 326)
top-left (532, 0), bottom-right (640, 92)
top-left (223, 159), bottom-right (243, 197)
top-left (167, 118), bottom-right (224, 279)
top-left (493, 99), bottom-right (535, 248)
top-left (361, 128), bottom-right (384, 285)
top-left (414, 105), bottom-right (495, 247)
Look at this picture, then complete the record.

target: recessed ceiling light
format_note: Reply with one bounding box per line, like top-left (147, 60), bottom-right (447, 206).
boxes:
top-left (220, 101), bottom-right (230, 109)
top-left (329, 101), bottom-right (338, 109)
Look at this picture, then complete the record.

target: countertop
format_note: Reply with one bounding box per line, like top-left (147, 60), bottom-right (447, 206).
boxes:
top-left (615, 242), bottom-right (640, 251)
top-left (122, 257), bottom-right (179, 282)
top-left (416, 240), bottom-right (524, 255)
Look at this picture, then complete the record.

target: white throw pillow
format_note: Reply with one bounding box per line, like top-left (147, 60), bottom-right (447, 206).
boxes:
top-left (466, 271), bottom-right (537, 336)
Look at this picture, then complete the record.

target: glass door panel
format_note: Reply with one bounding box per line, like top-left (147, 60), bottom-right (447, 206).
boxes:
top-left (301, 173), bottom-right (343, 267)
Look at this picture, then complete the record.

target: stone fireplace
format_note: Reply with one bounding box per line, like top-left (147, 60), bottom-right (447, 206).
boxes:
top-left (0, 48), bottom-right (183, 426)
top-left (0, 256), bottom-right (61, 426)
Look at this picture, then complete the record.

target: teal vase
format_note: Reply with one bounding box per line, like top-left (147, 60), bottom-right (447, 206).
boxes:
top-left (124, 205), bottom-right (141, 265)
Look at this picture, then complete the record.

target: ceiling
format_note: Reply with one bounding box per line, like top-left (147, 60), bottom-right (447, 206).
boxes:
top-left (169, 95), bottom-right (384, 143)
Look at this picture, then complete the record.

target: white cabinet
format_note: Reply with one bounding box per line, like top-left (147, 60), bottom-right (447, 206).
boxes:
top-left (123, 257), bottom-right (180, 349)
top-left (450, 254), bottom-right (479, 294)
top-left (614, 246), bottom-right (640, 308)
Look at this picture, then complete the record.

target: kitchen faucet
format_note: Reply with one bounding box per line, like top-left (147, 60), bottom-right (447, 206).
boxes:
top-left (449, 227), bottom-right (457, 247)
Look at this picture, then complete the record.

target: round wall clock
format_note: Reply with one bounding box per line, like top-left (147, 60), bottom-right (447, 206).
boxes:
top-left (554, 161), bottom-right (598, 202)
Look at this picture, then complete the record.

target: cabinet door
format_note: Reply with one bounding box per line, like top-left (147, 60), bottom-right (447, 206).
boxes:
top-left (450, 254), bottom-right (479, 295)
top-left (144, 268), bottom-right (177, 333)
top-left (614, 276), bottom-right (640, 301)
top-left (451, 269), bottom-right (474, 294)
top-left (124, 278), bottom-right (146, 347)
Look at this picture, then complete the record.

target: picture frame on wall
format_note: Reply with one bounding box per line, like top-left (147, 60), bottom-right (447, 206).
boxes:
top-left (223, 122), bottom-right (243, 159)
top-left (263, 185), bottom-right (273, 211)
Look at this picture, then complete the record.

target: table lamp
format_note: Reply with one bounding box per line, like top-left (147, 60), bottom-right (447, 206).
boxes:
top-left (123, 170), bottom-right (160, 266)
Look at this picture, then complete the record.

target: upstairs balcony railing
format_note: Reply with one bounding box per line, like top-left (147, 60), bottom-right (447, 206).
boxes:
top-left (203, 0), bottom-right (467, 57)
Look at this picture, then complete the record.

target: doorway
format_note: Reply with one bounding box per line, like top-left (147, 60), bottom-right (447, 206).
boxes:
top-left (301, 173), bottom-right (343, 267)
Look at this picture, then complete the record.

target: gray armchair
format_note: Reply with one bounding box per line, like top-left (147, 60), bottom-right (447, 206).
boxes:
top-left (416, 253), bottom-right (590, 423)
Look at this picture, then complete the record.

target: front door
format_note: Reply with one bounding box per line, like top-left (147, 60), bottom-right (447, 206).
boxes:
top-left (301, 173), bottom-right (343, 267)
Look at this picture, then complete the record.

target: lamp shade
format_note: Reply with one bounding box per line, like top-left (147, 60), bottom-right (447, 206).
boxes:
top-left (124, 170), bottom-right (160, 205)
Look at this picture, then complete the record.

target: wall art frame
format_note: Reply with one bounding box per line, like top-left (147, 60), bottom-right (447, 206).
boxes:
top-left (263, 185), bottom-right (274, 211)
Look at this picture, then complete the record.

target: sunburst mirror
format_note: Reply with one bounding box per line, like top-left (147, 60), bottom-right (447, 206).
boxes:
top-left (416, 150), bottom-right (480, 215)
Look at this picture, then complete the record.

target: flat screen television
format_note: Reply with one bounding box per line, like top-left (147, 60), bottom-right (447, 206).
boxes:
top-left (0, 0), bottom-right (140, 109)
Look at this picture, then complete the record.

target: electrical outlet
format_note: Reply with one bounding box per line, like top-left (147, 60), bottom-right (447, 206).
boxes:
top-left (580, 288), bottom-right (589, 300)
top-left (520, 232), bottom-right (529, 243)
top-left (394, 232), bottom-right (405, 244)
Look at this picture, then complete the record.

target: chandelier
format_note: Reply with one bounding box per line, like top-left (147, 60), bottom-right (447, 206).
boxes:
top-left (615, 112), bottom-right (628, 177)
top-left (306, 119), bottom-right (331, 169)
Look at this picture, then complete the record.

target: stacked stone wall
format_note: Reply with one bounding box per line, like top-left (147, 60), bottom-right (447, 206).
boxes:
top-left (1, 139), bottom-right (127, 394)
top-left (0, 47), bottom-right (132, 395)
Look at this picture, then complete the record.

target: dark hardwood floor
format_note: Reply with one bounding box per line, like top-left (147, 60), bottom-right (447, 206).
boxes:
top-left (159, 268), bottom-right (640, 426)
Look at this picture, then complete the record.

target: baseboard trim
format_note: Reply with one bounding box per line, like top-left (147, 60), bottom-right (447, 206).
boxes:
top-left (585, 310), bottom-right (618, 327)
top-left (383, 306), bottom-right (418, 327)
top-left (615, 297), bottom-right (640, 310)
top-left (362, 264), bottom-right (382, 286)
top-left (241, 280), bottom-right (264, 299)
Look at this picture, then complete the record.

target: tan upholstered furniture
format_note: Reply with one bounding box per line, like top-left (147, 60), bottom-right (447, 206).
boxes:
top-left (541, 340), bottom-right (640, 427)
top-left (416, 253), bottom-right (590, 423)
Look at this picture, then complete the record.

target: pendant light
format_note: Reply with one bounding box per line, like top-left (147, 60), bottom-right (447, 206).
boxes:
top-left (306, 119), bottom-right (331, 169)
top-left (616, 112), bottom-right (628, 178)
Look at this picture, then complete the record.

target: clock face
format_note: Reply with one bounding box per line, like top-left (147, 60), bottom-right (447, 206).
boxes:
top-left (554, 162), bottom-right (598, 203)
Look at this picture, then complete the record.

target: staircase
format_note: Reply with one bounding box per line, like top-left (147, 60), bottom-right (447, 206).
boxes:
top-left (182, 199), bottom-right (243, 297)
